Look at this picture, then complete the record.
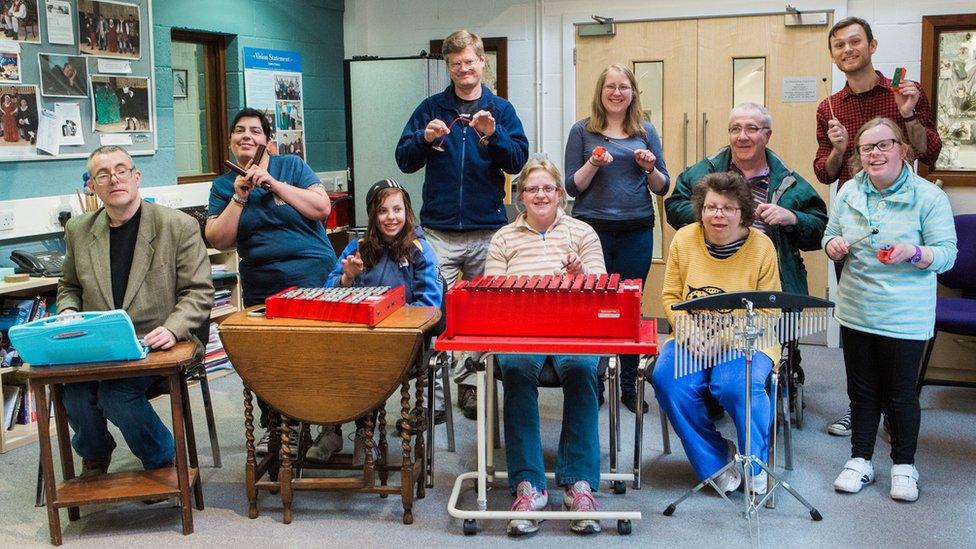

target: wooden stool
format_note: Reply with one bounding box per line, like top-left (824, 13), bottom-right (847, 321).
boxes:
top-left (26, 343), bottom-right (202, 546)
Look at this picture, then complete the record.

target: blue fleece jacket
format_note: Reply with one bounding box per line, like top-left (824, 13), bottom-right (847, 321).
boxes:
top-left (395, 84), bottom-right (528, 231)
top-left (325, 229), bottom-right (444, 308)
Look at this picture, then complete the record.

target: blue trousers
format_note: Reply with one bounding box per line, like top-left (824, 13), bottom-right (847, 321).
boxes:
top-left (62, 376), bottom-right (175, 470)
top-left (651, 340), bottom-right (772, 480)
top-left (594, 226), bottom-right (653, 396)
top-left (497, 354), bottom-right (601, 492)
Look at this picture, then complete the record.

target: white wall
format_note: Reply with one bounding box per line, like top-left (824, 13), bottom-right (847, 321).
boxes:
top-left (344, 0), bottom-right (976, 209)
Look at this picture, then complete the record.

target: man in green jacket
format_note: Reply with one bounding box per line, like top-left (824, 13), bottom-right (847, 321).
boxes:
top-left (665, 102), bottom-right (827, 296)
top-left (665, 103), bottom-right (827, 417)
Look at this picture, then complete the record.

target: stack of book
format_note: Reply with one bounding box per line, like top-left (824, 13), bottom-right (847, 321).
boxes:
top-left (2, 382), bottom-right (34, 430)
top-left (203, 322), bottom-right (231, 375)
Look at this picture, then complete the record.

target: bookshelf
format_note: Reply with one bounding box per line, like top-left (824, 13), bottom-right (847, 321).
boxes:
top-left (0, 248), bottom-right (240, 453)
top-left (208, 248), bottom-right (241, 320)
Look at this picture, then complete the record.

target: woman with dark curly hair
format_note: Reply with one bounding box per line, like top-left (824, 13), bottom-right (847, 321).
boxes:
top-left (651, 171), bottom-right (781, 496)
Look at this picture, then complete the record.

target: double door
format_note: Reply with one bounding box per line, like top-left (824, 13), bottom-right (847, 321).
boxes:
top-left (575, 13), bottom-right (832, 327)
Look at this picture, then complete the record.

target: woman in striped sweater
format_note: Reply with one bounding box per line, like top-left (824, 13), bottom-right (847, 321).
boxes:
top-left (824, 117), bottom-right (956, 502)
top-left (651, 172), bottom-right (781, 496)
top-left (486, 157), bottom-right (606, 537)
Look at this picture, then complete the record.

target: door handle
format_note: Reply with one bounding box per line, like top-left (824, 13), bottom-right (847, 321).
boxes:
top-left (702, 112), bottom-right (709, 159)
top-left (682, 112), bottom-right (689, 169)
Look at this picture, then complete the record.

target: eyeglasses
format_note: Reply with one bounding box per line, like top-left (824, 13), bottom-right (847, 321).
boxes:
top-left (448, 58), bottom-right (480, 72)
top-left (857, 138), bottom-right (898, 155)
top-left (702, 205), bottom-right (741, 216)
top-left (728, 125), bottom-right (769, 136)
top-left (93, 166), bottom-right (136, 185)
top-left (523, 185), bottom-right (558, 195)
top-left (603, 84), bottom-right (633, 94)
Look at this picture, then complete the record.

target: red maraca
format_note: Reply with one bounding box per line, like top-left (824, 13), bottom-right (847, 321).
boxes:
top-left (593, 146), bottom-right (606, 157)
top-left (877, 246), bottom-right (894, 262)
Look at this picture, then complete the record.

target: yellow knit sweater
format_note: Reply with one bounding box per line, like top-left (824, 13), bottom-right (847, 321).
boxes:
top-left (662, 223), bottom-right (782, 361)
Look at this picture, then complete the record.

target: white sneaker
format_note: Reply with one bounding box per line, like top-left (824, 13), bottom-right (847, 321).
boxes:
top-left (747, 469), bottom-right (768, 495)
top-left (507, 480), bottom-right (548, 537)
top-left (305, 426), bottom-right (342, 462)
top-left (715, 466), bottom-right (742, 494)
top-left (255, 429), bottom-right (270, 456)
top-left (890, 464), bottom-right (919, 502)
top-left (350, 428), bottom-right (380, 467)
top-left (834, 457), bottom-right (874, 493)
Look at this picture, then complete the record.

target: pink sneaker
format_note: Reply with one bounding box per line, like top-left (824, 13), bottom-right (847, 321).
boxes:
top-left (507, 480), bottom-right (548, 537)
top-left (563, 481), bottom-right (601, 534)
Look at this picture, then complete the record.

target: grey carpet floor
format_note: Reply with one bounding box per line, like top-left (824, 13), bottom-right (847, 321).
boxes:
top-left (1, 343), bottom-right (974, 547)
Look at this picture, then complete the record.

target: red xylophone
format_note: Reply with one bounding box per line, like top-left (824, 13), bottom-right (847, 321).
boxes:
top-left (442, 274), bottom-right (643, 340)
top-left (265, 285), bottom-right (406, 326)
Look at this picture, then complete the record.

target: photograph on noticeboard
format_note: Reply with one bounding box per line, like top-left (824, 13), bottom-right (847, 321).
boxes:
top-left (90, 75), bottom-right (150, 132)
top-left (39, 53), bottom-right (90, 97)
top-left (1, 0), bottom-right (40, 44)
top-left (0, 84), bottom-right (39, 149)
top-left (0, 50), bottom-right (20, 83)
top-left (77, 0), bottom-right (141, 60)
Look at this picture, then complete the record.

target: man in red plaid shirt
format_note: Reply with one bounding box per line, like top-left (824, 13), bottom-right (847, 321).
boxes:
top-left (814, 17), bottom-right (942, 186)
top-left (815, 17), bottom-right (943, 439)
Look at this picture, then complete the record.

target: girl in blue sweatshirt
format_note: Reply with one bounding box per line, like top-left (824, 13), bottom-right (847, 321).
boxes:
top-left (309, 180), bottom-right (444, 464)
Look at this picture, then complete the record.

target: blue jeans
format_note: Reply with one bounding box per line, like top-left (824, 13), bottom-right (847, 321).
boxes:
top-left (62, 376), bottom-right (175, 470)
top-left (594, 226), bottom-right (653, 396)
top-left (651, 340), bottom-right (772, 480)
top-left (497, 354), bottom-right (601, 492)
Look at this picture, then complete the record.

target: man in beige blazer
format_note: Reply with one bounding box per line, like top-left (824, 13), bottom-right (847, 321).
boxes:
top-left (58, 145), bottom-right (213, 476)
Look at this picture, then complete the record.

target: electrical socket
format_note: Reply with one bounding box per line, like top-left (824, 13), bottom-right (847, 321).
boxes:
top-left (0, 210), bottom-right (13, 231)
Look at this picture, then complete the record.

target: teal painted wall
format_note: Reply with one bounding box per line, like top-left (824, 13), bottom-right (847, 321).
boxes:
top-left (0, 0), bottom-right (346, 201)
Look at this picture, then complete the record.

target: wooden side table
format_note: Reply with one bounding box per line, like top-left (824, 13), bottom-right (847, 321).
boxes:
top-left (26, 342), bottom-right (202, 546)
top-left (219, 306), bottom-right (440, 525)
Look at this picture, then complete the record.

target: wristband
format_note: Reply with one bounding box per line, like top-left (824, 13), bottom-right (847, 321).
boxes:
top-left (588, 158), bottom-right (599, 167)
top-left (643, 168), bottom-right (653, 175)
top-left (231, 194), bottom-right (247, 206)
top-left (902, 111), bottom-right (918, 122)
top-left (909, 245), bottom-right (923, 264)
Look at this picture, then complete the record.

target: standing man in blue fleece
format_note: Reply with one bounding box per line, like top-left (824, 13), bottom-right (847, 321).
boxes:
top-left (396, 29), bottom-right (529, 420)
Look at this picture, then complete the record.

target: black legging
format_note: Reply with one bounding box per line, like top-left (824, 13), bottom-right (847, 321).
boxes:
top-left (840, 326), bottom-right (925, 464)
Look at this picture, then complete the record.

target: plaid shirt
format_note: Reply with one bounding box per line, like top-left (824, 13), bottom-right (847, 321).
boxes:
top-left (814, 71), bottom-right (941, 186)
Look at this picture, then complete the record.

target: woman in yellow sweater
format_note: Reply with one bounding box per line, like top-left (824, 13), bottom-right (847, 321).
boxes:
top-left (651, 172), bottom-right (781, 495)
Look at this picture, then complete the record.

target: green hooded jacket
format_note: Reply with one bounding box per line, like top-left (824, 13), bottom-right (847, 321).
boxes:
top-left (664, 146), bottom-right (827, 295)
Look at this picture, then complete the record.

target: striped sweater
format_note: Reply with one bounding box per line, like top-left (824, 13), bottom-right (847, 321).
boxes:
top-left (485, 210), bottom-right (606, 277)
top-left (822, 166), bottom-right (957, 340)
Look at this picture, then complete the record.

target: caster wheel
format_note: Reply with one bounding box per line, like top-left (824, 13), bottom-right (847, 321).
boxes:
top-left (612, 480), bottom-right (626, 495)
top-left (463, 519), bottom-right (477, 536)
top-left (617, 519), bottom-right (632, 535)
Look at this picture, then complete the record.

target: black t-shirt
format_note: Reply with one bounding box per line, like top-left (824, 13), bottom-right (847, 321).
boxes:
top-left (454, 92), bottom-right (479, 117)
top-left (109, 206), bottom-right (142, 309)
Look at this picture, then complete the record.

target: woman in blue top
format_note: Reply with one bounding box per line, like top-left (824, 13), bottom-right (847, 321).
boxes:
top-left (564, 64), bottom-right (671, 412)
top-left (314, 179), bottom-right (443, 465)
top-left (206, 107), bottom-right (338, 452)
top-left (823, 117), bottom-right (956, 503)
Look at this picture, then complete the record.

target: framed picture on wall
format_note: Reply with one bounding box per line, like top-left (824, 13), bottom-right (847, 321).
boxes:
top-left (920, 13), bottom-right (976, 186)
top-left (429, 36), bottom-right (508, 99)
top-left (77, 0), bottom-right (142, 60)
top-left (172, 68), bottom-right (187, 99)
